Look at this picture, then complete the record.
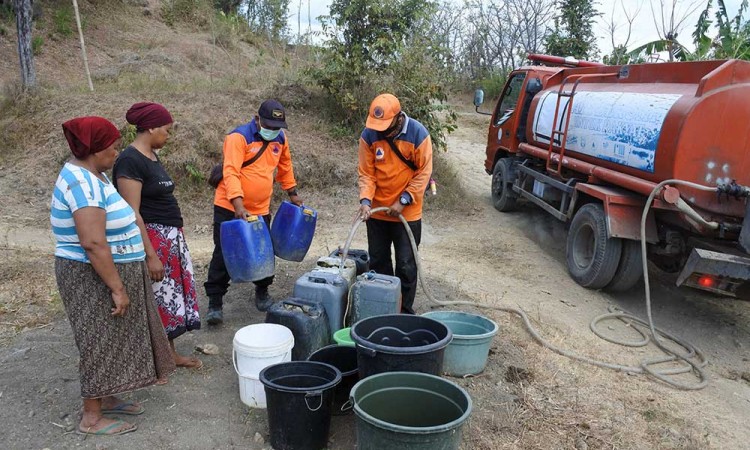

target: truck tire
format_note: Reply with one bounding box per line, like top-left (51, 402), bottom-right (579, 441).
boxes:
top-left (566, 204), bottom-right (622, 289)
top-left (605, 239), bottom-right (644, 292)
top-left (491, 158), bottom-right (518, 212)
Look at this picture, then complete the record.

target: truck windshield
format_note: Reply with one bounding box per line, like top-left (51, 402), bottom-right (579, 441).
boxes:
top-left (494, 73), bottom-right (526, 126)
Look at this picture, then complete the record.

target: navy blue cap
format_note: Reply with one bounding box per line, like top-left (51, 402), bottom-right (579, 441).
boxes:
top-left (258, 99), bottom-right (288, 129)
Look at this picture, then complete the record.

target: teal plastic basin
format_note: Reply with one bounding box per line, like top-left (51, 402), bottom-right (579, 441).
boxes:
top-left (422, 311), bottom-right (498, 376)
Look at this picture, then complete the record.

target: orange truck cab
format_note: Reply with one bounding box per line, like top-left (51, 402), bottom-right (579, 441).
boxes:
top-left (475, 54), bottom-right (750, 297)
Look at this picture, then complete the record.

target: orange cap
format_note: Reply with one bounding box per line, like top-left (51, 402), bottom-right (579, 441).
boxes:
top-left (366, 94), bottom-right (401, 131)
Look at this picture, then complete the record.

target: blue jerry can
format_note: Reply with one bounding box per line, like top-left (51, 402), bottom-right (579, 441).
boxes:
top-left (220, 216), bottom-right (275, 283)
top-left (270, 201), bottom-right (317, 262)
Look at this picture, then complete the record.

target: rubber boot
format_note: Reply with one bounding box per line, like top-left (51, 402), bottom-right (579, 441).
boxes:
top-left (254, 286), bottom-right (274, 312)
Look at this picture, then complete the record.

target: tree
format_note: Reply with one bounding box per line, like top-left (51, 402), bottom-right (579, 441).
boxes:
top-left (603, 0), bottom-right (643, 64)
top-left (544, 0), bottom-right (600, 60)
top-left (13, 0), bottom-right (35, 88)
top-left (244, 0), bottom-right (290, 40)
top-left (630, 0), bottom-right (703, 61)
top-left (693, 0), bottom-right (750, 60)
top-left (311, 0), bottom-right (456, 150)
top-left (214, 0), bottom-right (241, 15)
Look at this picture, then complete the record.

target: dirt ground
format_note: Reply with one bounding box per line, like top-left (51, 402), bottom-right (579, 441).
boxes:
top-left (0, 108), bottom-right (749, 450)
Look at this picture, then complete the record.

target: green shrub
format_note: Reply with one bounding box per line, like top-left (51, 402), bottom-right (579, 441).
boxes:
top-left (53, 6), bottom-right (74, 37)
top-left (161, 0), bottom-right (212, 28)
top-left (0, 2), bottom-right (13, 22)
top-left (31, 36), bottom-right (43, 55)
top-left (477, 72), bottom-right (508, 103)
top-left (211, 12), bottom-right (252, 49)
top-left (120, 124), bottom-right (137, 144)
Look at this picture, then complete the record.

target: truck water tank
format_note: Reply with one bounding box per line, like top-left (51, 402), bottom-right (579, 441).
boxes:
top-left (527, 60), bottom-right (750, 218)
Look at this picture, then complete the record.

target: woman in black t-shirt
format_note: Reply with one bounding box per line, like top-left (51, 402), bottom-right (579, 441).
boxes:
top-left (113, 102), bottom-right (202, 370)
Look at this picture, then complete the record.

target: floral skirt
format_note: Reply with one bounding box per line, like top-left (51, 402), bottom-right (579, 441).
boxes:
top-left (146, 223), bottom-right (201, 340)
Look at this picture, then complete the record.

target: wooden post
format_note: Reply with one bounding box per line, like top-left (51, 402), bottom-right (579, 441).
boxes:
top-left (13, 0), bottom-right (36, 88)
top-left (71, 0), bottom-right (94, 92)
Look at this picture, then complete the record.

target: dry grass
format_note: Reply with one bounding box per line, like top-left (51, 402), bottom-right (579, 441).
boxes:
top-left (0, 249), bottom-right (61, 344)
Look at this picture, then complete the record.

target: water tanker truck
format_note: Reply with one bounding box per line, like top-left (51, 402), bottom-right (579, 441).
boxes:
top-left (474, 54), bottom-right (750, 298)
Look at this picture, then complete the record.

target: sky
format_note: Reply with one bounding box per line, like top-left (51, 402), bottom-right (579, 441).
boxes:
top-left (287, 0), bottom-right (746, 58)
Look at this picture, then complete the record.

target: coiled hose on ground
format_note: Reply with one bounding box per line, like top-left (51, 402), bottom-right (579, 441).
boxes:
top-left (338, 180), bottom-right (714, 390)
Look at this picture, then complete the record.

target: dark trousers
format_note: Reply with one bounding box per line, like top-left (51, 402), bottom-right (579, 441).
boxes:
top-left (366, 218), bottom-right (422, 314)
top-left (204, 205), bottom-right (273, 310)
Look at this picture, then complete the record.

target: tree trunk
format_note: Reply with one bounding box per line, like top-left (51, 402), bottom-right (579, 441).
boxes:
top-left (14, 0), bottom-right (36, 88)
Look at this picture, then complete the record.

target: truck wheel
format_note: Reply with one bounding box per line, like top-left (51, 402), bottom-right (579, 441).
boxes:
top-left (491, 158), bottom-right (518, 212)
top-left (605, 239), bottom-right (644, 292)
top-left (566, 204), bottom-right (622, 289)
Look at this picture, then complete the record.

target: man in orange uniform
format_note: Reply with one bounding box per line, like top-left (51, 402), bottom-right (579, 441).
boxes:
top-left (357, 94), bottom-right (433, 314)
top-left (205, 100), bottom-right (302, 324)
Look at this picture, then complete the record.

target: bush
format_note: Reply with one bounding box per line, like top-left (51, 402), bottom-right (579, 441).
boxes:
top-left (0, 2), bottom-right (13, 22)
top-left (161, 0), bottom-right (212, 28)
top-left (31, 35), bottom-right (43, 55)
top-left (53, 6), bottom-right (74, 36)
top-left (477, 71), bottom-right (508, 103)
top-left (211, 12), bottom-right (251, 50)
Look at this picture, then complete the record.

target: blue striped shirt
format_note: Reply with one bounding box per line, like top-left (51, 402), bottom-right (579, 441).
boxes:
top-left (51, 163), bottom-right (145, 263)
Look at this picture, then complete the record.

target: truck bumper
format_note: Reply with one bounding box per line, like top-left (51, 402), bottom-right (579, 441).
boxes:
top-left (676, 248), bottom-right (750, 299)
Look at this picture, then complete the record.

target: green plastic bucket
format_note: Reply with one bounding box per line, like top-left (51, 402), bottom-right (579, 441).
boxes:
top-left (333, 327), bottom-right (355, 347)
top-left (350, 371), bottom-right (472, 450)
top-left (422, 311), bottom-right (498, 376)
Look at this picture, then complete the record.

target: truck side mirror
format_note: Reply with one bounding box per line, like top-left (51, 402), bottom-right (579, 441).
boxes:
top-left (473, 89), bottom-right (485, 107)
top-left (526, 78), bottom-right (542, 94)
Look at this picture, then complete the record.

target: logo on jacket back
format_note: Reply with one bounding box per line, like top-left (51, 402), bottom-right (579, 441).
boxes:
top-left (375, 147), bottom-right (385, 161)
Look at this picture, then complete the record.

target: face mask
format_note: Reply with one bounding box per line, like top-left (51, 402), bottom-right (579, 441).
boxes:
top-left (259, 127), bottom-right (280, 141)
top-left (382, 114), bottom-right (403, 137)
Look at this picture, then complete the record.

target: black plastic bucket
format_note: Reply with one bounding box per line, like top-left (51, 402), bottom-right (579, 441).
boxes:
top-left (259, 361), bottom-right (341, 450)
top-left (307, 345), bottom-right (359, 415)
top-left (351, 314), bottom-right (453, 378)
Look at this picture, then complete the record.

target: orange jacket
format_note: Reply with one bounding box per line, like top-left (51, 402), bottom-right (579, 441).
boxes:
top-left (214, 120), bottom-right (297, 215)
top-left (358, 114), bottom-right (433, 222)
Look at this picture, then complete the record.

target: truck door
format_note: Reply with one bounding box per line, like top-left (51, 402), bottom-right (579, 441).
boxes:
top-left (492, 72), bottom-right (527, 152)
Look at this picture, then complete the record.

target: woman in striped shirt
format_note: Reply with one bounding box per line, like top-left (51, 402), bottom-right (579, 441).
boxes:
top-left (51, 117), bottom-right (174, 436)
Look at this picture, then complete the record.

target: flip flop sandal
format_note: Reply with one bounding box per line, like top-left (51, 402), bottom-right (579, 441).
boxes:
top-left (76, 419), bottom-right (138, 436)
top-left (177, 358), bottom-right (203, 370)
top-left (101, 401), bottom-right (145, 416)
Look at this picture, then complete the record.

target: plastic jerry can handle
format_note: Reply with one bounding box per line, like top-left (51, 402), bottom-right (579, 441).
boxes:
top-left (308, 276), bottom-right (328, 284)
top-left (302, 207), bottom-right (314, 216)
top-left (283, 299), bottom-right (312, 312)
top-left (245, 215), bottom-right (259, 222)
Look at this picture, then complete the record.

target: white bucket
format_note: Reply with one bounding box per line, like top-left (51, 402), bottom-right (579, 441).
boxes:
top-left (233, 323), bottom-right (294, 408)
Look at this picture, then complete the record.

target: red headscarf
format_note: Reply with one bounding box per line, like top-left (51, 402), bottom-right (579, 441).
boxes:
top-left (62, 117), bottom-right (121, 159)
top-left (126, 102), bottom-right (173, 130)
